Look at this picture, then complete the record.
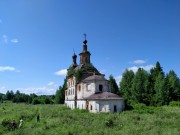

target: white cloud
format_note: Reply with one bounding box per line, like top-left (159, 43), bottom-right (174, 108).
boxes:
top-left (128, 64), bottom-right (154, 73)
top-left (1, 81), bottom-right (59, 95)
top-left (2, 35), bottom-right (8, 44)
top-left (100, 69), bottom-right (106, 74)
top-left (2, 35), bottom-right (19, 44)
top-left (55, 69), bottom-right (67, 76)
top-left (47, 81), bottom-right (55, 86)
top-left (115, 75), bottom-right (122, 85)
top-left (0, 66), bottom-right (16, 72)
top-left (133, 60), bottom-right (146, 64)
top-left (16, 85), bottom-right (58, 95)
top-left (0, 86), bottom-right (6, 94)
top-left (128, 66), bottom-right (139, 73)
top-left (130, 59), bottom-right (146, 64)
top-left (11, 38), bottom-right (19, 43)
top-left (142, 65), bottom-right (154, 71)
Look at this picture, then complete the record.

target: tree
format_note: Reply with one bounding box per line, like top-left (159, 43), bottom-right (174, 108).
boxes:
top-left (55, 78), bottom-right (67, 104)
top-left (28, 93), bottom-right (37, 104)
top-left (109, 75), bottom-right (119, 94)
top-left (0, 93), bottom-right (3, 101)
top-left (153, 73), bottom-right (167, 106)
top-left (166, 70), bottom-right (180, 101)
top-left (55, 86), bottom-right (63, 104)
top-left (149, 61), bottom-right (164, 105)
top-left (120, 69), bottom-right (134, 108)
top-left (44, 97), bottom-right (52, 104)
top-left (32, 98), bottom-right (41, 105)
top-left (132, 68), bottom-right (149, 105)
top-left (6, 90), bottom-right (14, 100)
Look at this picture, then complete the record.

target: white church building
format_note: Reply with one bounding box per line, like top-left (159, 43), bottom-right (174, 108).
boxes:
top-left (65, 36), bottom-right (124, 113)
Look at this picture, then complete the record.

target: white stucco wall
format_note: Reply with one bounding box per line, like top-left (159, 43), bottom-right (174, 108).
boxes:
top-left (65, 77), bottom-right (77, 101)
top-left (77, 100), bottom-right (86, 109)
top-left (78, 80), bottom-right (111, 99)
top-left (65, 75), bottom-right (124, 113)
top-left (65, 101), bottom-right (75, 109)
top-left (88, 100), bottom-right (124, 113)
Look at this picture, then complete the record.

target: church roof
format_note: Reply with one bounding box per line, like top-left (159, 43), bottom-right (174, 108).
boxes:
top-left (83, 74), bottom-right (106, 82)
top-left (86, 92), bottom-right (123, 100)
top-left (69, 63), bottom-right (101, 81)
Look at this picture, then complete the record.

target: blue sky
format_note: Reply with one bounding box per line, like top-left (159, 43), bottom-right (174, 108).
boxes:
top-left (0, 0), bottom-right (180, 95)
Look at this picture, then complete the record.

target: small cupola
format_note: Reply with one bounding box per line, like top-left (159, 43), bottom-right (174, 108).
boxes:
top-left (72, 53), bottom-right (77, 67)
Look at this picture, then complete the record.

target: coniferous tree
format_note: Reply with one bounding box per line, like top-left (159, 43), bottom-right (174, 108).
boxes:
top-left (109, 75), bottom-right (119, 94)
top-left (120, 70), bottom-right (134, 107)
top-left (132, 68), bottom-right (149, 105)
top-left (166, 70), bottom-right (180, 101)
top-left (149, 61), bottom-right (164, 105)
top-left (154, 73), bottom-right (167, 106)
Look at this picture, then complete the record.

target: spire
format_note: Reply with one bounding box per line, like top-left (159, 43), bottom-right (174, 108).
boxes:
top-left (83, 33), bottom-right (87, 52)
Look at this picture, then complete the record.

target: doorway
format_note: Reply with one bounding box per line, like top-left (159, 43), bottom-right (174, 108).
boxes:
top-left (114, 105), bottom-right (117, 112)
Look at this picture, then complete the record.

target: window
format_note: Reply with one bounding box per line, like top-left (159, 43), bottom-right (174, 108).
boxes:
top-left (79, 85), bottom-right (81, 91)
top-left (87, 84), bottom-right (91, 91)
top-left (99, 85), bottom-right (103, 92)
top-left (90, 105), bottom-right (92, 110)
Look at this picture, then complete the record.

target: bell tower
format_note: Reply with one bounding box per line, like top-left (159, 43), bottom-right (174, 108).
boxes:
top-left (79, 34), bottom-right (91, 64)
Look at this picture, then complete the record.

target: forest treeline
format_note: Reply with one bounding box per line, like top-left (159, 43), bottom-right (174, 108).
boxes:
top-left (120, 62), bottom-right (180, 109)
top-left (1, 61), bottom-right (180, 108)
top-left (0, 90), bottom-right (55, 104)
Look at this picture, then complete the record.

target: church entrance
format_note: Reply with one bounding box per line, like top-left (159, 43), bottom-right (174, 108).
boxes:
top-left (86, 100), bottom-right (89, 110)
top-left (114, 105), bottom-right (117, 112)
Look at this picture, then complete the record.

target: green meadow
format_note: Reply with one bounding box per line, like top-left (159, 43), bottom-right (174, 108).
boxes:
top-left (0, 102), bottom-right (179, 135)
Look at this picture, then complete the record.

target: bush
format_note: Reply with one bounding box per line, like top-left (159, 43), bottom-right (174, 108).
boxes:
top-left (132, 103), bottom-right (146, 110)
top-left (132, 103), bottom-right (156, 114)
top-left (169, 101), bottom-right (180, 106)
top-left (32, 98), bottom-right (41, 105)
top-left (105, 119), bottom-right (114, 127)
top-left (2, 119), bottom-right (11, 127)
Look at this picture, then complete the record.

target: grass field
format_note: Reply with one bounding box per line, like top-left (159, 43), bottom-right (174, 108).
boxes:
top-left (0, 102), bottom-right (179, 135)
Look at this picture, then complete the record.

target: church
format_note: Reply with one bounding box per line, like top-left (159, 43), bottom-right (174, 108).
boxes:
top-left (65, 36), bottom-right (124, 113)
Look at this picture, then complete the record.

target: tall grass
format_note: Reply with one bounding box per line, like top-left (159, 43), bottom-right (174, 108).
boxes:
top-left (0, 102), bottom-right (179, 135)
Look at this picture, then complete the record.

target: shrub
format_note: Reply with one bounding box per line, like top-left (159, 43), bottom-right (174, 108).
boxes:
top-left (105, 119), bottom-right (114, 127)
top-left (32, 98), bottom-right (41, 105)
top-left (2, 119), bottom-right (11, 127)
top-left (169, 101), bottom-right (180, 106)
top-left (132, 103), bottom-right (146, 110)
